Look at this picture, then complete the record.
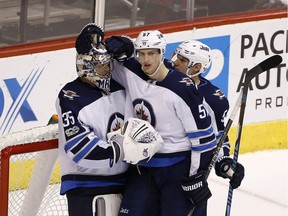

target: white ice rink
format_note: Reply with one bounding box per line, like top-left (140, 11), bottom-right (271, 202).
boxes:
top-left (208, 149), bottom-right (288, 216)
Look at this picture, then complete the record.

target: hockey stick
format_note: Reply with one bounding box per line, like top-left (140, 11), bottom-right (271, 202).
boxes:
top-left (186, 88), bottom-right (243, 216)
top-left (225, 54), bottom-right (283, 216)
top-left (205, 89), bottom-right (243, 179)
top-left (187, 54), bottom-right (283, 216)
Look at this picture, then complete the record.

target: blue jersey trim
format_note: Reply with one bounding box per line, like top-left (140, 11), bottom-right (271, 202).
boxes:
top-left (137, 156), bottom-right (186, 167)
top-left (192, 140), bottom-right (217, 151)
top-left (73, 137), bottom-right (100, 163)
top-left (217, 131), bottom-right (223, 140)
top-left (64, 131), bottom-right (90, 152)
top-left (187, 125), bottom-right (214, 139)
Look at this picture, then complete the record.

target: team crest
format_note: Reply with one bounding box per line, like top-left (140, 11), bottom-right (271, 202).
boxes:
top-left (133, 99), bottom-right (156, 127)
top-left (107, 113), bottom-right (124, 133)
top-left (213, 89), bottom-right (225, 99)
top-left (62, 90), bottom-right (80, 100)
top-left (179, 77), bottom-right (194, 86)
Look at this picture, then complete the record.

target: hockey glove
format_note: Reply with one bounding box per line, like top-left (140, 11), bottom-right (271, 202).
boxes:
top-left (215, 156), bottom-right (245, 189)
top-left (75, 23), bottom-right (104, 54)
top-left (105, 36), bottom-right (134, 62)
top-left (121, 118), bottom-right (163, 164)
top-left (181, 171), bottom-right (212, 207)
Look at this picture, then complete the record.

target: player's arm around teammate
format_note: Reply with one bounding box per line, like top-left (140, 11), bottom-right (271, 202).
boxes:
top-left (105, 31), bottom-right (218, 216)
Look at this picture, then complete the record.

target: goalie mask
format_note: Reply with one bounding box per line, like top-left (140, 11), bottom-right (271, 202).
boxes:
top-left (172, 40), bottom-right (212, 77)
top-left (76, 43), bottom-right (112, 92)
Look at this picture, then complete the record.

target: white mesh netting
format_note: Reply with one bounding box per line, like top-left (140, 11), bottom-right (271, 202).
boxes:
top-left (0, 124), bottom-right (68, 216)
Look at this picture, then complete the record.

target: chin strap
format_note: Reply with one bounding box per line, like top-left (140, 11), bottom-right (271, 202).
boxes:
top-left (186, 65), bottom-right (202, 78)
top-left (187, 71), bottom-right (202, 78)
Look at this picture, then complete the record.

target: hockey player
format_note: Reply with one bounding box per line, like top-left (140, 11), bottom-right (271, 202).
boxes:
top-left (170, 40), bottom-right (245, 215)
top-left (56, 24), bottom-right (164, 216)
top-left (105, 30), bottom-right (218, 216)
top-left (55, 23), bottom-right (127, 216)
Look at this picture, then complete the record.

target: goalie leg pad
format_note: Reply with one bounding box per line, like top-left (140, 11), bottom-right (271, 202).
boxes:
top-left (92, 193), bottom-right (122, 216)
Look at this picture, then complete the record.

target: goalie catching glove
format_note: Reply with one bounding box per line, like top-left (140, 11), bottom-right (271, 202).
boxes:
top-left (105, 36), bottom-right (134, 62)
top-left (215, 156), bottom-right (245, 189)
top-left (107, 118), bottom-right (163, 165)
top-left (122, 117), bottom-right (163, 164)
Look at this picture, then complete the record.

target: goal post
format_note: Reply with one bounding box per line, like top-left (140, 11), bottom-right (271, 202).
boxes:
top-left (0, 124), bottom-right (68, 216)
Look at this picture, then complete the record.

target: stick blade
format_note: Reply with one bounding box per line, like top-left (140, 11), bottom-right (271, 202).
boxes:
top-left (246, 55), bottom-right (283, 82)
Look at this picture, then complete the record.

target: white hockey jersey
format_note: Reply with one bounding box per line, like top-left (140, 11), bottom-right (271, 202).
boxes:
top-left (112, 59), bottom-right (217, 175)
top-left (56, 78), bottom-right (128, 195)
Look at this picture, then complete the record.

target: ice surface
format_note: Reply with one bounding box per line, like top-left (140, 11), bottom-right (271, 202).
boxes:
top-left (208, 149), bottom-right (288, 216)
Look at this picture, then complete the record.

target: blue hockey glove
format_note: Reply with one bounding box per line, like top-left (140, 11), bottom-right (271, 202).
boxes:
top-left (75, 23), bottom-right (104, 54)
top-left (215, 156), bottom-right (245, 189)
top-left (105, 36), bottom-right (134, 62)
top-left (181, 171), bottom-right (212, 207)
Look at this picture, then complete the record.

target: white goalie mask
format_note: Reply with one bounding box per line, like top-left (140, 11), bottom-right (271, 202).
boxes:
top-left (76, 43), bottom-right (112, 92)
top-left (173, 40), bottom-right (212, 77)
top-left (122, 118), bottom-right (163, 165)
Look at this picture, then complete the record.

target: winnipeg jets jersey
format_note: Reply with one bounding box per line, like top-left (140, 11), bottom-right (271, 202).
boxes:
top-left (198, 76), bottom-right (230, 156)
top-left (112, 59), bottom-right (217, 175)
top-left (55, 78), bottom-right (128, 195)
top-left (164, 59), bottom-right (230, 159)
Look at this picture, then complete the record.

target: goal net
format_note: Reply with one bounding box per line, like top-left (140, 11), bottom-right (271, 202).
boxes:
top-left (0, 124), bottom-right (68, 216)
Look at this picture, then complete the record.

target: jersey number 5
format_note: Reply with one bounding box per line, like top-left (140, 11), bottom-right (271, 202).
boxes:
top-left (198, 104), bottom-right (207, 119)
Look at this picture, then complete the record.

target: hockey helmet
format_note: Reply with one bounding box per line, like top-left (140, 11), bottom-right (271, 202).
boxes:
top-left (134, 30), bottom-right (166, 59)
top-left (175, 40), bottom-right (212, 74)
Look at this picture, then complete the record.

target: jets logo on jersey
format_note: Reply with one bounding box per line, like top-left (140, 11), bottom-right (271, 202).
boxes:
top-left (107, 112), bottom-right (124, 134)
top-left (133, 99), bottom-right (156, 127)
top-left (213, 89), bottom-right (225, 100)
top-left (179, 77), bottom-right (194, 86)
top-left (63, 90), bottom-right (80, 100)
top-left (135, 104), bottom-right (149, 121)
